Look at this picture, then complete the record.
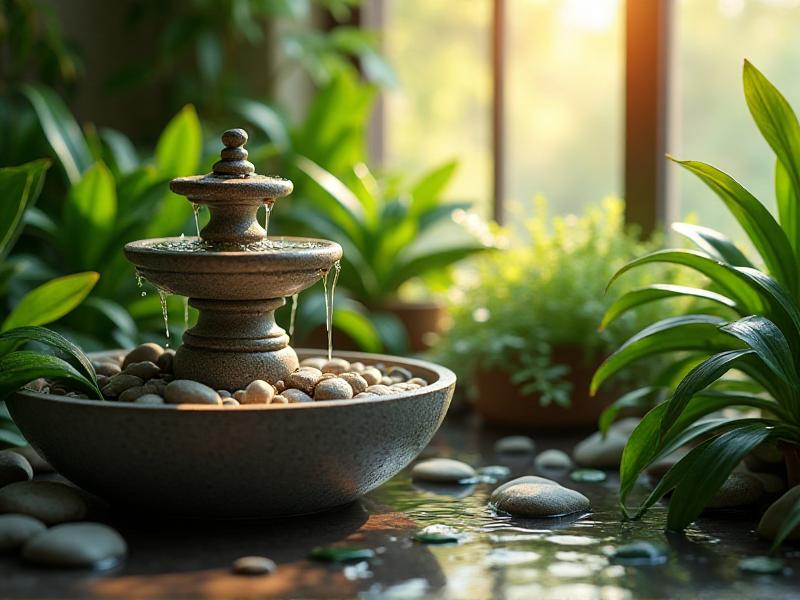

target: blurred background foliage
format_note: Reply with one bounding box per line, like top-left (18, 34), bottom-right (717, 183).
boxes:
top-left (0, 0), bottom-right (488, 355)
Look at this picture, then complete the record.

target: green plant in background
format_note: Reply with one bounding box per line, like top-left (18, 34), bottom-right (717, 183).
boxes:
top-left (111, 0), bottom-right (393, 122)
top-left (433, 198), bottom-right (688, 407)
top-left (9, 87), bottom-right (203, 349)
top-left (592, 61), bottom-right (800, 549)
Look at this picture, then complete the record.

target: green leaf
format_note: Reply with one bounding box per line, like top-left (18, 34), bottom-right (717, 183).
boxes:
top-left (775, 160), bottom-right (797, 253)
top-left (660, 349), bottom-right (755, 437)
top-left (0, 326), bottom-right (97, 382)
top-left (155, 105), bottom-right (201, 179)
top-left (666, 423), bottom-right (773, 530)
top-left (0, 428), bottom-right (26, 449)
top-left (0, 160), bottom-right (49, 261)
top-left (409, 160), bottom-right (458, 218)
top-left (2, 272), bottom-right (99, 332)
top-left (100, 128), bottom-right (138, 174)
top-left (598, 386), bottom-right (663, 436)
top-left (671, 223), bottom-right (754, 268)
top-left (669, 158), bottom-right (796, 293)
top-left (20, 84), bottom-right (92, 185)
top-left (733, 266), bottom-right (800, 350)
top-left (384, 243), bottom-right (488, 294)
top-left (331, 305), bottom-right (383, 352)
top-left (743, 60), bottom-right (800, 256)
top-left (770, 495), bottom-right (800, 552)
top-left (63, 162), bottom-right (117, 267)
top-left (720, 316), bottom-right (798, 386)
top-left (295, 155), bottom-right (366, 222)
top-left (0, 351), bottom-right (101, 401)
top-left (607, 249), bottom-right (763, 313)
top-left (309, 546), bottom-right (375, 562)
top-left (591, 315), bottom-right (735, 395)
top-left (233, 98), bottom-right (291, 152)
top-left (601, 284), bottom-right (738, 331)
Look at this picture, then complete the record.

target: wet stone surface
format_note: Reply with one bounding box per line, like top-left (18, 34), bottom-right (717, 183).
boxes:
top-left (0, 415), bottom-right (798, 599)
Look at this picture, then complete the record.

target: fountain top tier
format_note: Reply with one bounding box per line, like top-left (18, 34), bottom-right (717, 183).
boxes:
top-left (169, 128), bottom-right (293, 245)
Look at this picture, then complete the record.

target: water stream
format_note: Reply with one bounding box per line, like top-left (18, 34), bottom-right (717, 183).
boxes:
top-left (191, 202), bottom-right (201, 237)
top-left (263, 202), bottom-right (273, 235)
top-left (288, 293), bottom-right (299, 339)
top-left (321, 261), bottom-right (342, 362)
top-left (158, 290), bottom-right (171, 347)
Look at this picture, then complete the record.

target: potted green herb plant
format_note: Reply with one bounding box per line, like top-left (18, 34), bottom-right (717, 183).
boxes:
top-left (593, 61), bottom-right (800, 547)
top-left (434, 198), bottom-right (683, 430)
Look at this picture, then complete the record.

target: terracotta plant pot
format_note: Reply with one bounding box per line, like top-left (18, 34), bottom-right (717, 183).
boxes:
top-left (376, 299), bottom-right (446, 353)
top-left (474, 346), bottom-right (614, 432)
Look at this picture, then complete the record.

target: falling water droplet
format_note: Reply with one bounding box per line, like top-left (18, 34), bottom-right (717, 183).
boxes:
top-left (158, 290), bottom-right (171, 347)
top-left (288, 293), bottom-right (299, 338)
top-left (136, 270), bottom-right (147, 296)
top-left (191, 202), bottom-right (201, 237)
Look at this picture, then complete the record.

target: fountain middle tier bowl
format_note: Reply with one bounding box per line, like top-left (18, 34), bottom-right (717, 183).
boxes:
top-left (8, 350), bottom-right (455, 518)
top-left (124, 236), bottom-right (343, 299)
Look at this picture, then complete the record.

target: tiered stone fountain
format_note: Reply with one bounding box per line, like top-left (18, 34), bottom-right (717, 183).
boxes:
top-left (9, 128), bottom-right (455, 517)
top-left (124, 129), bottom-right (342, 390)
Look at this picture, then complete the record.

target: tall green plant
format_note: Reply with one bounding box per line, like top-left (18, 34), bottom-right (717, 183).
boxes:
top-left (593, 61), bottom-right (800, 549)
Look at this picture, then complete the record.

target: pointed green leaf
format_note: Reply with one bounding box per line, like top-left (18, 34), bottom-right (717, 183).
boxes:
top-left (2, 272), bottom-right (99, 332)
top-left (669, 158), bottom-right (796, 293)
top-left (775, 160), bottom-right (797, 252)
top-left (672, 222), bottom-right (754, 268)
top-left (409, 160), bottom-right (458, 218)
top-left (155, 105), bottom-right (201, 179)
top-left (232, 98), bottom-right (291, 152)
top-left (0, 351), bottom-right (101, 401)
top-left (0, 160), bottom-right (49, 261)
top-left (721, 316), bottom-right (798, 386)
top-left (601, 284), bottom-right (738, 331)
top-left (591, 315), bottom-right (735, 394)
top-left (598, 386), bottom-right (663, 437)
top-left (63, 162), bottom-right (117, 267)
top-left (770, 495), bottom-right (800, 552)
top-left (743, 60), bottom-right (800, 255)
top-left (21, 84), bottom-right (92, 184)
top-left (0, 325), bottom-right (97, 382)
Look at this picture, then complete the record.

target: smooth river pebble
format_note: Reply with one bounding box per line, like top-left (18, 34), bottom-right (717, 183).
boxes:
top-left (314, 377), bottom-right (354, 401)
top-left (123, 343), bottom-right (164, 369)
top-left (490, 476), bottom-right (591, 518)
top-left (165, 380), bottom-right (222, 405)
top-left (0, 450), bottom-right (33, 487)
top-left (494, 436), bottom-right (536, 455)
top-left (232, 555), bottom-right (277, 575)
top-left (0, 514), bottom-right (46, 551)
top-left (411, 459), bottom-right (476, 483)
top-left (534, 449), bottom-right (573, 471)
top-left (0, 481), bottom-right (87, 525)
top-left (23, 522), bottom-right (127, 568)
top-left (758, 485), bottom-right (800, 542)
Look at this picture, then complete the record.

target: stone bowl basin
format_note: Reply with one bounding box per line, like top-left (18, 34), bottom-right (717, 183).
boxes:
top-left (7, 350), bottom-right (454, 518)
top-left (124, 237), bottom-right (343, 299)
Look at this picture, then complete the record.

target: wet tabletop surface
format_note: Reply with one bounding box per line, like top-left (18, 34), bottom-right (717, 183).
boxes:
top-left (1, 413), bottom-right (799, 599)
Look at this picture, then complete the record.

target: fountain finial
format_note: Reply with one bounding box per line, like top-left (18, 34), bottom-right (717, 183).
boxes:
top-left (213, 128), bottom-right (255, 178)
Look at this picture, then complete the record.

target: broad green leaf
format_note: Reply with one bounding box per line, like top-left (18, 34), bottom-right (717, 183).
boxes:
top-left (409, 160), bottom-right (458, 218)
top-left (155, 105), bottom-right (201, 179)
top-left (63, 162), bottom-right (117, 268)
top-left (607, 249), bottom-right (763, 313)
top-left (669, 158), bottom-right (796, 293)
top-left (20, 84), bottom-right (92, 184)
top-left (743, 60), bottom-right (800, 256)
top-left (332, 305), bottom-right (383, 353)
top-left (233, 98), bottom-right (291, 152)
top-left (0, 326), bottom-right (97, 382)
top-left (100, 128), bottom-right (138, 174)
top-left (0, 160), bottom-right (49, 261)
top-left (672, 222), bottom-right (754, 268)
top-left (733, 266), bottom-right (800, 350)
top-left (384, 243), bottom-right (488, 295)
top-left (295, 156), bottom-right (366, 222)
top-left (591, 315), bottom-right (735, 394)
top-left (775, 160), bottom-right (797, 253)
top-left (601, 284), bottom-right (738, 331)
top-left (666, 423), bottom-right (773, 530)
top-left (2, 272), bottom-right (99, 332)
top-left (0, 351), bottom-right (101, 401)
top-left (0, 428), bottom-right (26, 449)
top-left (660, 349), bottom-right (755, 437)
top-left (770, 495), bottom-right (800, 552)
top-left (720, 316), bottom-right (798, 386)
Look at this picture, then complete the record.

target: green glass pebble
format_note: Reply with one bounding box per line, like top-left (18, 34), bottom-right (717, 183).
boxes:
top-left (413, 532), bottom-right (460, 544)
top-left (309, 546), bottom-right (375, 562)
top-left (737, 556), bottom-right (786, 575)
top-left (611, 541), bottom-right (668, 565)
top-left (570, 468), bottom-right (607, 483)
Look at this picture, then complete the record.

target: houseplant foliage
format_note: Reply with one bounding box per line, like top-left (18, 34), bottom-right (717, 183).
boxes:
top-left (592, 61), bottom-right (800, 548)
top-left (434, 198), bottom-right (680, 409)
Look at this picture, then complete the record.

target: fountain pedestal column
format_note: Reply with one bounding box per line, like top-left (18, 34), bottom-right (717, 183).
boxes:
top-left (175, 298), bottom-right (299, 390)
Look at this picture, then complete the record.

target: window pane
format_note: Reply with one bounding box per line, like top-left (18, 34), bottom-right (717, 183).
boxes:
top-left (506, 0), bottom-right (623, 218)
top-left (670, 0), bottom-right (800, 239)
top-left (382, 0), bottom-right (492, 214)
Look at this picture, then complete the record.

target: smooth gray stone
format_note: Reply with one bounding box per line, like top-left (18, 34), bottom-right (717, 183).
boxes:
top-left (706, 473), bottom-right (763, 508)
top-left (494, 436), bottom-right (536, 455)
top-left (22, 522), bottom-right (127, 568)
top-left (0, 514), bottom-right (46, 552)
top-left (534, 449), bottom-right (573, 471)
top-left (411, 458), bottom-right (476, 483)
top-left (0, 450), bottom-right (33, 487)
top-left (490, 480), bottom-right (590, 518)
top-left (758, 485), bottom-right (800, 542)
top-left (231, 555), bottom-right (277, 575)
top-left (314, 378), bottom-right (354, 401)
top-left (493, 475), bottom-right (560, 497)
top-left (0, 481), bottom-right (87, 525)
top-left (573, 431), bottom-right (627, 468)
top-left (165, 380), bottom-right (222, 405)
top-left (122, 343), bottom-right (164, 369)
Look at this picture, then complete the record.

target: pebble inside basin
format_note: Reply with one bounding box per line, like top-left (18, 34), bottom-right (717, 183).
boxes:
top-left (7, 350), bottom-right (454, 518)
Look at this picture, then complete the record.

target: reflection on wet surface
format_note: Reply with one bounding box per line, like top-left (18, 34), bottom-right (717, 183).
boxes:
top-left (0, 415), bottom-right (798, 599)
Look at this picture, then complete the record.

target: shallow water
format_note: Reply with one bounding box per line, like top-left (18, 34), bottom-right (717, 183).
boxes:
top-left (145, 238), bottom-right (328, 253)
